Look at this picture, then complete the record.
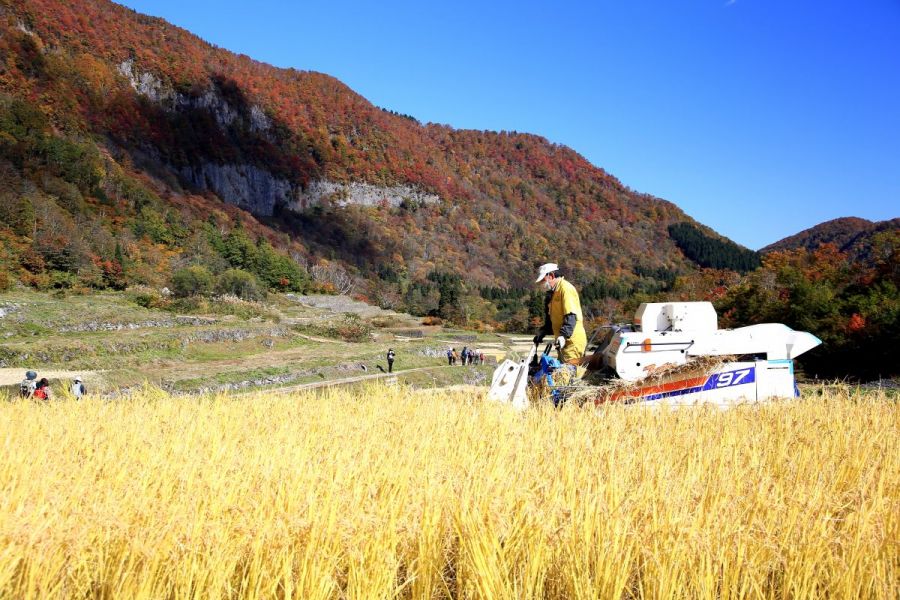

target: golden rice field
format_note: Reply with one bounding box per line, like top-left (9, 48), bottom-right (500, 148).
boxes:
top-left (0, 385), bottom-right (897, 599)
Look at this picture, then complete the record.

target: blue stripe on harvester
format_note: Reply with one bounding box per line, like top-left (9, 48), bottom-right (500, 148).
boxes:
top-left (642, 366), bottom-right (756, 401)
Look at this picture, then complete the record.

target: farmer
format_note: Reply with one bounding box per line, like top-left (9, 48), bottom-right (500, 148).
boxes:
top-left (532, 263), bottom-right (587, 365)
top-left (71, 376), bottom-right (86, 399)
top-left (386, 348), bottom-right (396, 373)
top-left (33, 378), bottom-right (52, 401)
top-left (19, 370), bottom-right (38, 398)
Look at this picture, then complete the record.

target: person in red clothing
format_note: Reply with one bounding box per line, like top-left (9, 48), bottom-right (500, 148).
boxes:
top-left (32, 378), bottom-right (52, 401)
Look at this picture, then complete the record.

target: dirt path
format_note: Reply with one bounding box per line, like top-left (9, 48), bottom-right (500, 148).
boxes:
top-left (232, 364), bottom-right (457, 396)
top-left (295, 333), bottom-right (340, 344)
top-left (0, 369), bottom-right (101, 386)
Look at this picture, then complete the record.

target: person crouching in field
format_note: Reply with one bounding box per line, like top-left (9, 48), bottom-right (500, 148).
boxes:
top-left (19, 370), bottom-right (38, 398)
top-left (33, 378), bottom-right (52, 401)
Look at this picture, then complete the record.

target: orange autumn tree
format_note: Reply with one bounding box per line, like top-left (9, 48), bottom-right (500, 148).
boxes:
top-left (718, 240), bottom-right (899, 379)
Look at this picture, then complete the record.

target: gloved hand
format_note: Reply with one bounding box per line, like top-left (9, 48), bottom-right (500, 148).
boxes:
top-left (555, 335), bottom-right (567, 349)
top-left (532, 334), bottom-right (544, 345)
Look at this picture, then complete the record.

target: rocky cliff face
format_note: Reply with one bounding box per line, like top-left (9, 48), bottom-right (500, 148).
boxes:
top-left (179, 163), bottom-right (295, 216)
top-left (120, 60), bottom-right (440, 217)
top-left (291, 180), bottom-right (440, 211)
top-left (180, 163), bottom-right (441, 217)
top-left (118, 59), bottom-right (172, 104)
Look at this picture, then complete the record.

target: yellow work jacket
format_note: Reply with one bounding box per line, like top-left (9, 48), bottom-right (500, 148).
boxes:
top-left (548, 278), bottom-right (587, 362)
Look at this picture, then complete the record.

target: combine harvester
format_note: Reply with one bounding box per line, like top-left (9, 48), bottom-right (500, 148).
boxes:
top-left (488, 302), bottom-right (821, 409)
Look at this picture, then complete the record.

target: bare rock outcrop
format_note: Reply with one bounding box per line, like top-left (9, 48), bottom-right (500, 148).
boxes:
top-left (118, 61), bottom-right (442, 217)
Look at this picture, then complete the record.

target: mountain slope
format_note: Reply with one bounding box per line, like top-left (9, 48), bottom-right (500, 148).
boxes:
top-left (0, 0), bottom-right (748, 323)
top-left (762, 217), bottom-right (900, 263)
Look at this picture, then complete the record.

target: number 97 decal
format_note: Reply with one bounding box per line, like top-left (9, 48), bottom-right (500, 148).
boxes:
top-left (713, 368), bottom-right (753, 388)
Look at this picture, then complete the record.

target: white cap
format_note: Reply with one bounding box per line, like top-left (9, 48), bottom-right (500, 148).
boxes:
top-left (534, 263), bottom-right (559, 283)
top-left (74, 377), bottom-right (82, 382)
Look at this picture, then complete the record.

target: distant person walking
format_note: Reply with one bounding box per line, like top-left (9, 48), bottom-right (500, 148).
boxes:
top-left (461, 346), bottom-right (468, 366)
top-left (33, 378), bottom-right (52, 401)
top-left (19, 370), bottom-right (37, 399)
top-left (71, 376), bottom-right (86, 399)
top-left (386, 348), bottom-right (396, 373)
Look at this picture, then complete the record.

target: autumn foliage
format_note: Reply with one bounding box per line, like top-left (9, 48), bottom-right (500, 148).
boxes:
top-left (0, 0), bottom-right (702, 290)
top-left (713, 237), bottom-right (900, 378)
top-left (0, 0), bottom-right (896, 378)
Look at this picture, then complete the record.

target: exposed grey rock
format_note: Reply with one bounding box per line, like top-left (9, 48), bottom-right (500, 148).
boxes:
top-left (860, 378), bottom-right (900, 390)
top-left (0, 302), bottom-right (21, 318)
top-left (162, 369), bottom-right (320, 395)
top-left (117, 62), bottom-right (442, 216)
top-left (179, 326), bottom-right (289, 345)
top-left (54, 315), bottom-right (220, 333)
top-left (118, 59), bottom-right (172, 103)
top-left (291, 180), bottom-right (440, 210)
top-left (57, 319), bottom-right (176, 333)
top-left (118, 60), bottom-right (268, 133)
top-left (180, 89), bottom-right (239, 127)
top-left (417, 346), bottom-right (446, 358)
top-left (174, 315), bottom-right (218, 325)
top-left (179, 163), bottom-right (297, 216)
top-left (178, 165), bottom-right (442, 218)
top-left (15, 21), bottom-right (35, 36)
top-left (249, 105), bottom-right (271, 133)
top-left (286, 294), bottom-right (409, 319)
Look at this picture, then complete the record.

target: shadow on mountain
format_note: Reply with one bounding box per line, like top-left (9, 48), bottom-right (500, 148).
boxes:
top-left (104, 74), bottom-right (322, 188)
top-left (268, 204), bottom-right (396, 272)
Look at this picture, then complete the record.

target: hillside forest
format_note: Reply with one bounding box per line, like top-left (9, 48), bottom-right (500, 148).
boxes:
top-left (0, 0), bottom-right (897, 379)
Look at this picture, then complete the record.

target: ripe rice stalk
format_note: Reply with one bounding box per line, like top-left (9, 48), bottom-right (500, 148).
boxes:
top-left (0, 384), bottom-right (896, 599)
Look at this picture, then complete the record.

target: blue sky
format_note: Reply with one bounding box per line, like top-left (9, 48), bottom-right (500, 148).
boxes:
top-left (118, 0), bottom-right (899, 250)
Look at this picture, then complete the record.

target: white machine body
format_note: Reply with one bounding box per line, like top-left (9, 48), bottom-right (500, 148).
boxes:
top-left (600, 302), bottom-right (821, 405)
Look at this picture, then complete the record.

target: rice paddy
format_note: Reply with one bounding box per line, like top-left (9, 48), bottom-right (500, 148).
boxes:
top-left (0, 384), bottom-right (896, 599)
